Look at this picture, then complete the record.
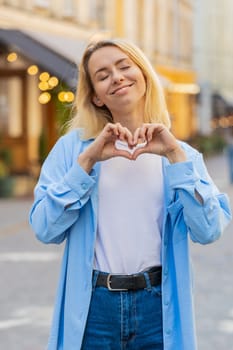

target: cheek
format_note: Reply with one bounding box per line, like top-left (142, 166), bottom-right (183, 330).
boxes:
top-left (93, 82), bottom-right (108, 98)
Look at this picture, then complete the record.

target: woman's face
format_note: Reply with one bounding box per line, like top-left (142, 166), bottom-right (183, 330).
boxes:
top-left (87, 45), bottom-right (146, 114)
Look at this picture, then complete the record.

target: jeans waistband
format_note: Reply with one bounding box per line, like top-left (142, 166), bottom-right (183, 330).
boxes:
top-left (92, 266), bottom-right (162, 292)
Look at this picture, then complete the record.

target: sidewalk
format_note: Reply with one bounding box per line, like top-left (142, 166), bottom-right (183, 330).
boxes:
top-left (192, 152), bottom-right (233, 350)
top-left (204, 151), bottom-right (230, 189)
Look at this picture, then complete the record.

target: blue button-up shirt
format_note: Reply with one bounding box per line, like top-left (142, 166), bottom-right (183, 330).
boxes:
top-left (29, 129), bottom-right (231, 350)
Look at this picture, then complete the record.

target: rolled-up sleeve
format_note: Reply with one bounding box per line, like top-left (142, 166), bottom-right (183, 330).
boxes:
top-left (29, 133), bottom-right (96, 244)
top-left (165, 151), bottom-right (231, 244)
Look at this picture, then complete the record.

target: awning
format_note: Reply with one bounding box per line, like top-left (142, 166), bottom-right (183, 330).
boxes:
top-left (0, 28), bottom-right (82, 88)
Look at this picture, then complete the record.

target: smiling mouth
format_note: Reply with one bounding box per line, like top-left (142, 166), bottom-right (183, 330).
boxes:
top-left (110, 83), bottom-right (134, 95)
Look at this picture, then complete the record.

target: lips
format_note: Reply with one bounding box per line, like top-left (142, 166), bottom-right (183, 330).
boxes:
top-left (110, 83), bottom-right (134, 95)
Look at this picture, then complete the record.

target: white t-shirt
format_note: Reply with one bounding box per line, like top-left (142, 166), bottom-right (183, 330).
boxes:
top-left (94, 150), bottom-right (164, 274)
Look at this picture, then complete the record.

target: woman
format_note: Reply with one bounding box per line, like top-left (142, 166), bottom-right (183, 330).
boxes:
top-left (29, 38), bottom-right (231, 350)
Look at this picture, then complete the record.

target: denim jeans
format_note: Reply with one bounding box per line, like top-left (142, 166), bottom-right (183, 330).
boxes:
top-left (81, 270), bottom-right (163, 350)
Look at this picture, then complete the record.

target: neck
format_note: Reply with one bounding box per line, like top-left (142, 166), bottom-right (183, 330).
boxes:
top-left (111, 103), bottom-right (145, 133)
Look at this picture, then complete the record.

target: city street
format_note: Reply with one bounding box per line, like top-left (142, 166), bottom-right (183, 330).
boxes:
top-left (0, 152), bottom-right (232, 350)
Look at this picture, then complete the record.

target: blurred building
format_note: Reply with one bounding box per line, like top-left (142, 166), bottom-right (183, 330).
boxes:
top-left (0, 0), bottom-right (199, 190)
top-left (194, 0), bottom-right (233, 134)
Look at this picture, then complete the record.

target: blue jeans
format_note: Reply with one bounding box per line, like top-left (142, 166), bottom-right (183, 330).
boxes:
top-left (81, 270), bottom-right (163, 350)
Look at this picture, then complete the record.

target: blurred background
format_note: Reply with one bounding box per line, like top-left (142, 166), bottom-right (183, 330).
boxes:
top-left (0, 1), bottom-right (232, 349)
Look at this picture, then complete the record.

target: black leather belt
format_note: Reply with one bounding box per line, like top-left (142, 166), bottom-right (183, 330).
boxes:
top-left (95, 266), bottom-right (162, 291)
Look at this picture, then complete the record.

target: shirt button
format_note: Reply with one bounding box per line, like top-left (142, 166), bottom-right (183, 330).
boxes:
top-left (185, 170), bottom-right (192, 176)
top-left (164, 268), bottom-right (168, 276)
top-left (166, 329), bottom-right (171, 335)
top-left (164, 299), bottom-right (169, 306)
top-left (81, 183), bottom-right (88, 190)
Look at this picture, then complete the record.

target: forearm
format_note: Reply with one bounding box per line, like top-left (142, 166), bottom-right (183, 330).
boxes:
top-left (165, 146), bottom-right (187, 164)
top-left (78, 151), bottom-right (96, 174)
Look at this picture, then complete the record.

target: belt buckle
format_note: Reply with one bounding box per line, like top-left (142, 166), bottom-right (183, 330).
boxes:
top-left (107, 274), bottom-right (128, 292)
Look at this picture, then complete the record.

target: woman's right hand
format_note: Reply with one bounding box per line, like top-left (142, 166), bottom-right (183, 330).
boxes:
top-left (78, 123), bottom-right (134, 173)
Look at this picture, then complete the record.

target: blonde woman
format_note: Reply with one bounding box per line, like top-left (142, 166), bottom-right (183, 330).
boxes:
top-left (29, 39), bottom-right (231, 350)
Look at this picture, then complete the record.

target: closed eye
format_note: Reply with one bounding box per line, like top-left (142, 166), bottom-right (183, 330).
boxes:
top-left (120, 66), bottom-right (130, 70)
top-left (98, 74), bottom-right (109, 81)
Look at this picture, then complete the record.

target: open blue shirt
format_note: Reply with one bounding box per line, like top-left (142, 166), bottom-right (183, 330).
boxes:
top-left (29, 129), bottom-right (231, 350)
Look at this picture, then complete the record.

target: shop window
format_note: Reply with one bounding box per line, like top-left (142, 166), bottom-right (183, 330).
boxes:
top-left (63, 0), bottom-right (74, 17)
top-left (34, 0), bottom-right (50, 7)
top-left (0, 77), bottom-right (23, 138)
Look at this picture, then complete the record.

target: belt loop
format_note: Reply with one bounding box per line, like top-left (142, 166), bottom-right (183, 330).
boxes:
top-left (92, 270), bottom-right (99, 291)
top-left (143, 271), bottom-right (152, 291)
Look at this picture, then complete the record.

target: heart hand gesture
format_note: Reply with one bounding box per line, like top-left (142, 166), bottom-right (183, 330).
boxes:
top-left (131, 123), bottom-right (187, 163)
top-left (78, 122), bottom-right (187, 173)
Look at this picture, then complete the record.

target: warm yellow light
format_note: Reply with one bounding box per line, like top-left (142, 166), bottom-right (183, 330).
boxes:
top-left (48, 76), bottom-right (59, 88)
top-left (65, 91), bottom-right (74, 102)
top-left (39, 72), bottom-right (50, 82)
top-left (168, 83), bottom-right (200, 94)
top-left (58, 91), bottom-right (75, 102)
top-left (211, 118), bottom-right (218, 129)
top-left (27, 65), bottom-right (39, 75)
top-left (38, 92), bottom-right (51, 104)
top-left (219, 116), bottom-right (229, 128)
top-left (38, 81), bottom-right (49, 91)
top-left (58, 91), bottom-right (65, 102)
top-left (7, 52), bottom-right (18, 62)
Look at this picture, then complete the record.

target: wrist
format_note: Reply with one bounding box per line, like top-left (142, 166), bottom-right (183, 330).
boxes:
top-left (78, 152), bottom-right (96, 173)
top-left (166, 147), bottom-right (187, 164)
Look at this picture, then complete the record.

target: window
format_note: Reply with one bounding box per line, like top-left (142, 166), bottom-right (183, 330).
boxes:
top-left (0, 77), bottom-right (23, 138)
top-left (63, 0), bottom-right (75, 17)
top-left (34, 0), bottom-right (50, 8)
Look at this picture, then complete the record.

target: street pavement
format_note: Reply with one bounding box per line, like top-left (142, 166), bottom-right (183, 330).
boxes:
top-left (0, 152), bottom-right (232, 350)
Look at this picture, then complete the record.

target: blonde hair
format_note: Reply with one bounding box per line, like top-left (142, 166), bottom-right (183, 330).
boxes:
top-left (68, 38), bottom-right (171, 139)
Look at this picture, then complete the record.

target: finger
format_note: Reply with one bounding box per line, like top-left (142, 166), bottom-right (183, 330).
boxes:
top-left (133, 127), bottom-right (141, 144)
top-left (123, 127), bottom-right (134, 146)
top-left (131, 145), bottom-right (149, 160)
top-left (116, 124), bottom-right (134, 146)
top-left (146, 124), bottom-right (157, 142)
top-left (137, 124), bottom-right (148, 143)
top-left (104, 123), bottom-right (119, 137)
top-left (113, 148), bottom-right (133, 160)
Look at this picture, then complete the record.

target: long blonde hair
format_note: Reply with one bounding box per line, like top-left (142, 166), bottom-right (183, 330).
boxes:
top-left (68, 38), bottom-right (170, 139)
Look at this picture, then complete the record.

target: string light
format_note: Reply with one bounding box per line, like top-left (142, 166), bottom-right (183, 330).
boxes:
top-left (38, 92), bottom-right (51, 104)
top-left (27, 65), bottom-right (39, 75)
top-left (7, 52), bottom-right (18, 62)
top-left (39, 72), bottom-right (50, 82)
top-left (38, 81), bottom-right (49, 91)
top-left (58, 91), bottom-right (74, 103)
top-left (48, 77), bottom-right (59, 88)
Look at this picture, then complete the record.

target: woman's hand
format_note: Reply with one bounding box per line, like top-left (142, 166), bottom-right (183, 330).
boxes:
top-left (132, 123), bottom-right (187, 163)
top-left (78, 123), bottom-right (134, 173)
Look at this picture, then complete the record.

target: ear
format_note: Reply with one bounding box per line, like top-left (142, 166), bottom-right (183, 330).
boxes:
top-left (92, 94), bottom-right (104, 107)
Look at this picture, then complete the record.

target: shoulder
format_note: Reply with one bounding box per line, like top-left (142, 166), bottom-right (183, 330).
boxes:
top-left (53, 129), bottom-right (85, 153)
top-left (60, 129), bottom-right (82, 144)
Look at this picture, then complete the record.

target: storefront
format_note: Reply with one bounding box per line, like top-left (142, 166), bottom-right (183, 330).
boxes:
top-left (156, 65), bottom-right (200, 141)
top-left (0, 29), bottom-right (78, 179)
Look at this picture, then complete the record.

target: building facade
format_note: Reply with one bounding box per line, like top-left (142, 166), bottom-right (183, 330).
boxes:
top-left (194, 0), bottom-right (233, 134)
top-left (0, 0), bottom-right (198, 190)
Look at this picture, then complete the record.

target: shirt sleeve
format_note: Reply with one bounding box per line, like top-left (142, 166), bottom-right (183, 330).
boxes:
top-left (165, 150), bottom-right (232, 244)
top-left (29, 133), bottom-right (96, 244)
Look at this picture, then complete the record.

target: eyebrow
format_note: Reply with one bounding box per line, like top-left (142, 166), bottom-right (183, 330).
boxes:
top-left (94, 57), bottom-right (129, 77)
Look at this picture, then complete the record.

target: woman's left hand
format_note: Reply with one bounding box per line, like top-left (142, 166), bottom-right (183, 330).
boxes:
top-left (132, 123), bottom-right (187, 163)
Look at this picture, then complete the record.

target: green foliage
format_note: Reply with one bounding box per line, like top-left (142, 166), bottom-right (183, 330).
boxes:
top-left (0, 147), bottom-right (12, 178)
top-left (0, 145), bottom-right (13, 197)
top-left (189, 132), bottom-right (227, 156)
top-left (38, 129), bottom-right (48, 164)
top-left (53, 82), bottom-right (75, 136)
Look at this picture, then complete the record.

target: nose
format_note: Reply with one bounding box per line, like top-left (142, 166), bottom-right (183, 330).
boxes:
top-left (112, 68), bottom-right (124, 83)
